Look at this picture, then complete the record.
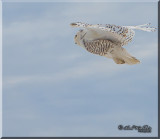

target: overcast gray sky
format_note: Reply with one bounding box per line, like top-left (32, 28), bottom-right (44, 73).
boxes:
top-left (3, 1), bottom-right (158, 137)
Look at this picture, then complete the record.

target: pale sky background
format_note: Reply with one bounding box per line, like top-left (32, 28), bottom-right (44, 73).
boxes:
top-left (2, 1), bottom-right (158, 137)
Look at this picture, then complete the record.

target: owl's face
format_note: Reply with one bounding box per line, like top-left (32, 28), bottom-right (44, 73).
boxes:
top-left (74, 29), bottom-right (87, 46)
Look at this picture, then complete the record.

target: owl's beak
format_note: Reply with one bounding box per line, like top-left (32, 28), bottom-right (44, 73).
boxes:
top-left (80, 32), bottom-right (87, 40)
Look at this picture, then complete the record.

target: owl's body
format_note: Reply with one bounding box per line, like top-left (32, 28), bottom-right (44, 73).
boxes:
top-left (83, 39), bottom-right (115, 57)
top-left (71, 22), bottom-right (156, 65)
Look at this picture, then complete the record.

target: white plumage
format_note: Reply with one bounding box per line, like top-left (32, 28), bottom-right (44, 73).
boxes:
top-left (70, 22), bottom-right (156, 65)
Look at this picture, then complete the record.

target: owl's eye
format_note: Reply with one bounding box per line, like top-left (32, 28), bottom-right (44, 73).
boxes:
top-left (75, 35), bottom-right (77, 38)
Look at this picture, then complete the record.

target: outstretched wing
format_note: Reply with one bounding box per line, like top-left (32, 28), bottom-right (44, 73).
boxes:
top-left (70, 22), bottom-right (135, 46)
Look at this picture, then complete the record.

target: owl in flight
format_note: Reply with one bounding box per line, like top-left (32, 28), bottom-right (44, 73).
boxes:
top-left (70, 22), bottom-right (156, 65)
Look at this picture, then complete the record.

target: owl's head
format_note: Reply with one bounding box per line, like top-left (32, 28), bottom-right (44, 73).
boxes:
top-left (74, 29), bottom-right (87, 46)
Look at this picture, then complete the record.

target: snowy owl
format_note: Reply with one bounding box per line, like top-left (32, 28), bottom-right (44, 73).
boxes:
top-left (70, 22), bottom-right (156, 65)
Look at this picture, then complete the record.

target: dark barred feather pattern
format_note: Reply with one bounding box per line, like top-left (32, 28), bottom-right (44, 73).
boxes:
top-left (83, 39), bottom-right (115, 56)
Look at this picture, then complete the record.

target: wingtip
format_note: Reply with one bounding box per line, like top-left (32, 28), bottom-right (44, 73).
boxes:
top-left (152, 27), bottom-right (157, 32)
top-left (70, 23), bottom-right (76, 26)
top-left (70, 22), bottom-right (78, 27)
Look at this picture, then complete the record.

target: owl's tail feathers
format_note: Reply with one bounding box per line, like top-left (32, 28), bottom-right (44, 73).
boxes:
top-left (125, 23), bottom-right (156, 32)
top-left (111, 47), bottom-right (140, 65)
top-left (113, 56), bottom-right (140, 65)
